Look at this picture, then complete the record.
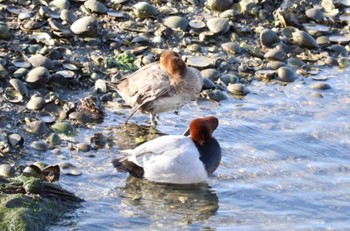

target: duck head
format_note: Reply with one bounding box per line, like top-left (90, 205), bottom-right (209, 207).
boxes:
top-left (159, 50), bottom-right (186, 78)
top-left (189, 116), bottom-right (219, 145)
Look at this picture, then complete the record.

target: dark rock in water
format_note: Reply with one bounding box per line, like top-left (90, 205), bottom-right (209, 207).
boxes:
top-left (227, 83), bottom-right (249, 96)
top-left (277, 66), bottom-right (297, 82)
top-left (8, 134), bottom-right (24, 147)
top-left (310, 82), bottom-right (331, 90)
top-left (24, 121), bottom-right (49, 135)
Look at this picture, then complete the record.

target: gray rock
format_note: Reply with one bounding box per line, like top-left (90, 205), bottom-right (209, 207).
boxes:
top-left (310, 82), bottom-right (331, 90)
top-left (202, 78), bottom-right (216, 89)
top-left (305, 7), bottom-right (324, 22)
top-left (206, 0), bottom-right (233, 11)
top-left (9, 79), bottom-right (29, 98)
top-left (277, 66), bottom-right (297, 82)
top-left (70, 16), bottom-right (98, 36)
top-left (28, 54), bottom-right (54, 69)
top-left (25, 67), bottom-right (49, 84)
top-left (227, 83), bottom-right (249, 95)
top-left (24, 120), bottom-right (49, 135)
top-left (207, 18), bottom-right (230, 34)
top-left (221, 42), bottom-right (241, 54)
top-left (292, 31), bottom-right (319, 49)
top-left (267, 61), bottom-right (286, 70)
top-left (0, 164), bottom-right (15, 177)
top-left (49, 0), bottom-right (70, 10)
top-left (60, 9), bottom-right (77, 24)
top-left (201, 68), bottom-right (221, 81)
top-left (133, 2), bottom-right (159, 18)
top-left (0, 22), bottom-right (10, 40)
top-left (13, 68), bottom-right (29, 78)
top-left (84, 0), bottom-right (108, 14)
top-left (264, 49), bottom-right (286, 61)
top-left (220, 73), bottom-right (239, 85)
top-left (260, 29), bottom-right (278, 47)
top-left (164, 16), bottom-right (188, 31)
top-left (187, 56), bottom-right (214, 68)
top-left (8, 133), bottom-right (24, 147)
top-left (76, 143), bottom-right (90, 152)
top-left (26, 94), bottom-right (45, 110)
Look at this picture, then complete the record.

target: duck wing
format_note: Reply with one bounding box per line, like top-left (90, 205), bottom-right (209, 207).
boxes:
top-left (121, 135), bottom-right (207, 183)
top-left (107, 62), bottom-right (173, 109)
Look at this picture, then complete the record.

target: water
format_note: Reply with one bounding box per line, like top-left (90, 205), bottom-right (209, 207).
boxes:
top-left (45, 67), bottom-right (350, 230)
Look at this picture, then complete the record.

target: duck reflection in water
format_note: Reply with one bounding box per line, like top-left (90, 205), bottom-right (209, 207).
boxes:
top-left (116, 176), bottom-right (219, 224)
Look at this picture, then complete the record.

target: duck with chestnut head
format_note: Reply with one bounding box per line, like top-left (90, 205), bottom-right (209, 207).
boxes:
top-left (107, 50), bottom-right (203, 126)
top-left (112, 116), bottom-right (221, 184)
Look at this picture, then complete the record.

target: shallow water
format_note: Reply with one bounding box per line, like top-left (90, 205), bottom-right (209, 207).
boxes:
top-left (44, 67), bottom-right (350, 230)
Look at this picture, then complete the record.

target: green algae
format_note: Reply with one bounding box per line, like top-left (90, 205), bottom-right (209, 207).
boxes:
top-left (0, 176), bottom-right (82, 231)
top-left (106, 52), bottom-right (137, 71)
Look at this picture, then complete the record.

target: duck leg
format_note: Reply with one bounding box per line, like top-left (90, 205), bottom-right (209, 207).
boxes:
top-left (150, 113), bottom-right (158, 127)
top-left (124, 107), bottom-right (139, 124)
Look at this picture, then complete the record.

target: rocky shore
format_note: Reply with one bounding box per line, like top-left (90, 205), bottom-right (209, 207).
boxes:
top-left (0, 0), bottom-right (349, 229)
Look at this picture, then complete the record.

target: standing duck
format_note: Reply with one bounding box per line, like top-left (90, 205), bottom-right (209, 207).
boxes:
top-left (112, 116), bottom-right (221, 184)
top-left (107, 50), bottom-right (203, 126)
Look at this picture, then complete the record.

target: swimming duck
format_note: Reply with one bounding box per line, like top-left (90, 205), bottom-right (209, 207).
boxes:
top-left (112, 116), bottom-right (221, 184)
top-left (107, 50), bottom-right (203, 126)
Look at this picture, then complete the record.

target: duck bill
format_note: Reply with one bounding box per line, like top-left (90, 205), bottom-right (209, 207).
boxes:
top-left (182, 127), bottom-right (190, 136)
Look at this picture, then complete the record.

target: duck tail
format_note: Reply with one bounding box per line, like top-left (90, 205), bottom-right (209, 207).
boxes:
top-left (111, 157), bottom-right (127, 172)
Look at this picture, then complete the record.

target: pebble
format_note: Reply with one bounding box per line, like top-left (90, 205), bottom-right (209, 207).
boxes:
top-left (201, 68), bottom-right (221, 81)
top-left (206, 0), bottom-right (233, 11)
top-left (202, 78), bottom-right (216, 90)
top-left (76, 143), bottom-right (91, 152)
top-left (277, 66), bottom-right (297, 82)
top-left (0, 22), bottom-right (10, 40)
top-left (49, 0), bottom-right (71, 10)
top-left (220, 73), bottom-right (239, 85)
top-left (51, 122), bottom-right (77, 136)
top-left (28, 54), bottom-right (54, 70)
top-left (133, 2), bottom-right (159, 18)
top-left (221, 42), bottom-right (241, 54)
top-left (9, 79), bottom-right (29, 98)
top-left (164, 16), bottom-right (189, 31)
top-left (0, 164), bottom-right (15, 177)
top-left (59, 162), bottom-right (82, 176)
top-left (260, 29), bottom-right (278, 47)
top-left (207, 18), bottom-right (230, 34)
top-left (8, 133), bottom-right (24, 147)
top-left (84, 0), bottom-right (108, 14)
top-left (25, 67), bottom-right (50, 85)
top-left (31, 140), bottom-right (49, 151)
top-left (48, 133), bottom-right (61, 145)
top-left (70, 16), bottom-right (98, 36)
top-left (292, 31), bottom-right (319, 49)
top-left (24, 120), bottom-right (49, 135)
top-left (26, 94), bottom-right (45, 110)
top-left (227, 83), bottom-right (249, 96)
top-left (187, 56), bottom-right (214, 68)
top-left (264, 48), bottom-right (286, 61)
top-left (310, 82), bottom-right (331, 90)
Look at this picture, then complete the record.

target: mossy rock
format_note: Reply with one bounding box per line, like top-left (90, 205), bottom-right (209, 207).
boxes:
top-left (0, 176), bottom-right (82, 231)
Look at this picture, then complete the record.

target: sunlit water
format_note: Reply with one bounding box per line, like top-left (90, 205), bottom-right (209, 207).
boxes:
top-left (41, 67), bottom-right (350, 230)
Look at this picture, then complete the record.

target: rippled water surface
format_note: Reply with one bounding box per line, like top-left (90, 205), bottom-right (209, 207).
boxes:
top-left (46, 67), bottom-right (350, 230)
